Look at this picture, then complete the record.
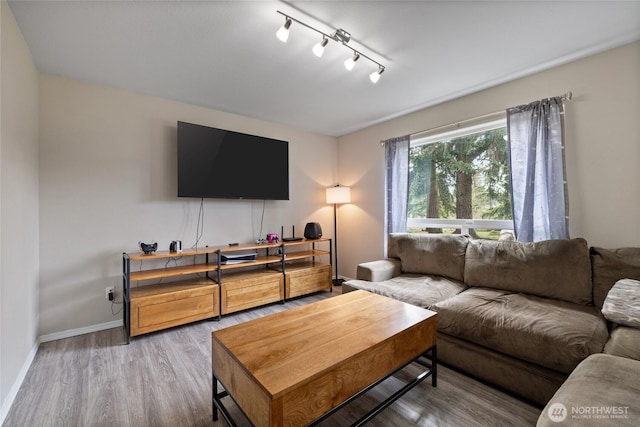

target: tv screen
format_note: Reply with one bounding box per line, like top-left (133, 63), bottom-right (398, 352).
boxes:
top-left (177, 121), bottom-right (289, 200)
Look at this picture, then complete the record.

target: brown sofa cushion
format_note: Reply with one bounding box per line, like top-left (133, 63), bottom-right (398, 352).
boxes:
top-left (394, 233), bottom-right (469, 281)
top-left (464, 238), bottom-right (592, 305)
top-left (590, 246), bottom-right (640, 309)
top-left (604, 325), bottom-right (640, 361)
top-left (433, 287), bottom-right (609, 374)
top-left (355, 259), bottom-right (402, 282)
top-left (387, 233), bottom-right (403, 259)
top-left (537, 354), bottom-right (640, 427)
top-left (343, 275), bottom-right (467, 310)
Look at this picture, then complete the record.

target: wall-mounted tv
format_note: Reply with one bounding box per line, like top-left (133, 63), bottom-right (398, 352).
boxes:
top-left (177, 121), bottom-right (289, 200)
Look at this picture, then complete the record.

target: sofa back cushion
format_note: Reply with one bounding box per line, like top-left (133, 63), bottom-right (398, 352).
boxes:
top-left (390, 233), bottom-right (469, 281)
top-left (591, 246), bottom-right (640, 309)
top-left (464, 238), bottom-right (592, 305)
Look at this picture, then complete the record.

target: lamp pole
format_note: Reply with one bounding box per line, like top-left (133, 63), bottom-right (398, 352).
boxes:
top-left (332, 201), bottom-right (342, 285)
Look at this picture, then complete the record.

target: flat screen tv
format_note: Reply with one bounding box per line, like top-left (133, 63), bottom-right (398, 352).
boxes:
top-left (177, 121), bottom-right (289, 200)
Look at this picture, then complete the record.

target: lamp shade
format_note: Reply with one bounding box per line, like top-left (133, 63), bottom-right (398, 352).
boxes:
top-left (326, 186), bottom-right (351, 204)
top-left (312, 37), bottom-right (328, 57)
top-left (276, 18), bottom-right (291, 43)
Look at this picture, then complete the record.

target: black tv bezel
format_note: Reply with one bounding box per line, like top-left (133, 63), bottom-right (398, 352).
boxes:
top-left (177, 121), bottom-right (290, 201)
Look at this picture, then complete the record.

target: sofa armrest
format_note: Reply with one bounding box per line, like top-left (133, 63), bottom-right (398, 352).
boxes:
top-left (356, 258), bottom-right (402, 282)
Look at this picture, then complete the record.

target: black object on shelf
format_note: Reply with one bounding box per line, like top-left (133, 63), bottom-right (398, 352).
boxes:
top-left (139, 241), bottom-right (157, 254)
top-left (281, 225), bottom-right (303, 242)
top-left (304, 222), bottom-right (323, 239)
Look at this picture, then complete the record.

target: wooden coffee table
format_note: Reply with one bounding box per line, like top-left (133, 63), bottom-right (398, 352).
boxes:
top-left (211, 290), bottom-right (437, 426)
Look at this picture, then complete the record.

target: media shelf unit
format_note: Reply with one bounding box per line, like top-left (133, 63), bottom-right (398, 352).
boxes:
top-left (122, 238), bottom-right (332, 343)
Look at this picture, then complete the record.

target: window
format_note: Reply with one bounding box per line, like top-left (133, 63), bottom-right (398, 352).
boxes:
top-left (408, 117), bottom-right (513, 240)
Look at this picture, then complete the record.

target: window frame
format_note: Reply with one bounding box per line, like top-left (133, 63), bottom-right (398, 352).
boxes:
top-left (407, 115), bottom-right (514, 235)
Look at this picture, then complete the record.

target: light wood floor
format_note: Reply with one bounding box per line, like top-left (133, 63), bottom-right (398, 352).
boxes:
top-left (3, 289), bottom-right (541, 426)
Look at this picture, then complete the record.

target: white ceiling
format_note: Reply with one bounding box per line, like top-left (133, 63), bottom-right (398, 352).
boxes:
top-left (8, 1), bottom-right (640, 136)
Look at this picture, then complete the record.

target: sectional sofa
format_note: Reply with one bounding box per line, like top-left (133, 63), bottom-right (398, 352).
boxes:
top-left (343, 233), bottom-right (640, 412)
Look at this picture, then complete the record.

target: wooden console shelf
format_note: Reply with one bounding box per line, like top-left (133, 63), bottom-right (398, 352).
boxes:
top-left (219, 270), bottom-right (284, 315)
top-left (130, 278), bottom-right (218, 337)
top-left (276, 261), bottom-right (332, 299)
top-left (122, 238), bottom-right (332, 343)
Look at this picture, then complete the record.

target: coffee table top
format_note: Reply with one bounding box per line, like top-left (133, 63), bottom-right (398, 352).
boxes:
top-left (212, 290), bottom-right (437, 399)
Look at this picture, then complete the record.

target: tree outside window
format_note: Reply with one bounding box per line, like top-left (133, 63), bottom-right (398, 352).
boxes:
top-left (408, 121), bottom-right (513, 240)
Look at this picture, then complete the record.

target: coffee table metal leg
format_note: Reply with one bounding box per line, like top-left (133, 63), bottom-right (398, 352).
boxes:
top-left (212, 370), bottom-right (218, 421)
top-left (212, 370), bottom-right (237, 425)
top-left (212, 371), bottom-right (242, 427)
top-left (432, 345), bottom-right (437, 387)
top-left (213, 389), bottom-right (237, 426)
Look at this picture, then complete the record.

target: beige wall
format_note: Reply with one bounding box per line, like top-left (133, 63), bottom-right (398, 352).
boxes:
top-left (1, 0), bottom-right (40, 417)
top-left (337, 41), bottom-right (640, 279)
top-left (38, 74), bottom-right (338, 337)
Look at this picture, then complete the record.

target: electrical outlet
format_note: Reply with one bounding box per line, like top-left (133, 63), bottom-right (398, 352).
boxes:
top-left (106, 286), bottom-right (115, 301)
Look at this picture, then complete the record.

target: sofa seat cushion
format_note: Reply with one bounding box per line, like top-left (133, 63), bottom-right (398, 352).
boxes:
top-left (604, 325), bottom-right (640, 361)
top-left (537, 354), bottom-right (640, 426)
top-left (343, 274), bottom-right (467, 310)
top-left (433, 288), bottom-right (609, 373)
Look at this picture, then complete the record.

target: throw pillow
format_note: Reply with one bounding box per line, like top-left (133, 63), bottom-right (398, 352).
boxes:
top-left (601, 279), bottom-right (640, 329)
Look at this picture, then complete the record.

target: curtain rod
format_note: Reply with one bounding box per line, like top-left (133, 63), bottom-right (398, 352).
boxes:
top-left (379, 91), bottom-right (573, 147)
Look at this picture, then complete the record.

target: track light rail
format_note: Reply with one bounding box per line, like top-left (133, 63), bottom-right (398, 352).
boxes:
top-left (276, 10), bottom-right (386, 83)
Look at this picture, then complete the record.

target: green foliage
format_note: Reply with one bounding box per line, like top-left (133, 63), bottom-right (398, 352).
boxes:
top-left (409, 127), bottom-right (512, 221)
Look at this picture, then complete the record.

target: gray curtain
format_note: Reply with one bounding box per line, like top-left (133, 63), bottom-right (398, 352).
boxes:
top-left (384, 135), bottom-right (410, 234)
top-left (507, 97), bottom-right (569, 242)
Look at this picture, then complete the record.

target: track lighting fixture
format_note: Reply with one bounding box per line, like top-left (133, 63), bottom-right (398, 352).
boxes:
top-left (334, 29), bottom-right (351, 44)
top-left (344, 53), bottom-right (360, 71)
top-left (276, 10), bottom-right (386, 83)
top-left (369, 65), bottom-right (385, 83)
top-left (276, 17), bottom-right (292, 43)
top-left (312, 37), bottom-right (329, 58)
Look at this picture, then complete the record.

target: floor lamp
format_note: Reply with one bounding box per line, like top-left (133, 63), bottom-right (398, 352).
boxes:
top-left (326, 185), bottom-right (351, 285)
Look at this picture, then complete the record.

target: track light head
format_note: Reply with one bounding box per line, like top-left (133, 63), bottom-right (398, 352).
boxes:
top-left (369, 66), bottom-right (385, 83)
top-left (344, 53), bottom-right (360, 71)
top-left (312, 37), bottom-right (329, 58)
top-left (276, 17), bottom-right (292, 43)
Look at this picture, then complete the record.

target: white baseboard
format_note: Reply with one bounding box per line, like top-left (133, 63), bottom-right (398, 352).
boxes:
top-left (0, 342), bottom-right (39, 425)
top-left (38, 319), bottom-right (123, 343)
